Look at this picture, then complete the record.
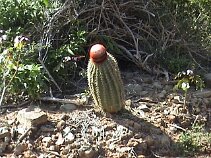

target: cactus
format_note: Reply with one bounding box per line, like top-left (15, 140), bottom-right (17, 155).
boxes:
top-left (87, 44), bottom-right (125, 113)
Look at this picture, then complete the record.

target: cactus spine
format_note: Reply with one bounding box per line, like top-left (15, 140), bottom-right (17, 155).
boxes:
top-left (87, 44), bottom-right (125, 113)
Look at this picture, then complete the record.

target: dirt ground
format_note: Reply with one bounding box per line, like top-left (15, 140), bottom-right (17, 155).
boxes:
top-left (0, 70), bottom-right (210, 158)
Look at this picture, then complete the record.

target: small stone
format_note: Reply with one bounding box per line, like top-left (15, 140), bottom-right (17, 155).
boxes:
top-left (0, 142), bottom-right (7, 154)
top-left (173, 95), bottom-right (183, 103)
top-left (137, 104), bottom-right (150, 112)
top-left (79, 147), bottom-right (98, 158)
top-left (14, 143), bottom-right (28, 155)
top-left (56, 120), bottom-right (66, 130)
top-left (42, 137), bottom-right (52, 147)
top-left (134, 133), bottom-right (143, 139)
top-left (167, 114), bottom-right (176, 123)
top-left (108, 142), bottom-right (116, 151)
top-left (127, 138), bottom-right (139, 147)
top-left (55, 133), bottom-right (64, 145)
top-left (125, 99), bottom-right (132, 106)
top-left (17, 107), bottom-right (48, 128)
top-left (49, 145), bottom-right (57, 151)
top-left (64, 132), bottom-right (75, 143)
top-left (60, 148), bottom-right (69, 155)
top-left (23, 150), bottom-right (35, 158)
top-left (118, 146), bottom-right (131, 153)
top-left (60, 104), bottom-right (77, 112)
top-left (0, 127), bottom-right (10, 139)
top-left (169, 126), bottom-right (177, 133)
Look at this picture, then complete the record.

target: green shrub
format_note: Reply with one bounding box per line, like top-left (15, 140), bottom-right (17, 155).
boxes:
top-left (0, 33), bottom-right (46, 103)
top-left (178, 124), bottom-right (211, 156)
top-left (0, 0), bottom-right (46, 30)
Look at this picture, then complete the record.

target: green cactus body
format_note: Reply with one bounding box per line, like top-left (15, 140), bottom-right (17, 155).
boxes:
top-left (87, 44), bottom-right (125, 113)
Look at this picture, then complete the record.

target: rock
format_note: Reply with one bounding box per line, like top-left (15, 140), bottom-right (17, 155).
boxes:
top-left (127, 138), bottom-right (139, 147)
top-left (23, 150), bottom-right (36, 158)
top-left (56, 120), bottom-right (66, 130)
top-left (172, 95), bottom-right (183, 104)
top-left (17, 107), bottom-right (48, 128)
top-left (60, 147), bottom-right (69, 155)
top-left (42, 136), bottom-right (52, 147)
top-left (137, 103), bottom-right (150, 112)
top-left (125, 99), bottom-right (132, 106)
top-left (14, 143), bottom-right (28, 155)
top-left (117, 146), bottom-right (131, 153)
top-left (60, 104), bottom-right (77, 112)
top-left (55, 133), bottom-right (64, 145)
top-left (49, 145), bottom-right (57, 151)
top-left (0, 142), bottom-right (7, 154)
top-left (169, 126), bottom-right (177, 133)
top-left (167, 114), bottom-right (176, 123)
top-left (64, 132), bottom-right (75, 143)
top-left (0, 127), bottom-right (10, 139)
top-left (79, 146), bottom-right (98, 158)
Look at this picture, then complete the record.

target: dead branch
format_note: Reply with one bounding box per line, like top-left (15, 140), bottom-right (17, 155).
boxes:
top-left (39, 96), bottom-right (89, 106)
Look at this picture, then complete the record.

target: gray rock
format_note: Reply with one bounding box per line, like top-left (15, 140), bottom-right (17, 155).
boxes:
top-left (60, 104), bottom-right (77, 112)
top-left (0, 142), bottom-right (7, 154)
top-left (137, 104), bottom-right (150, 112)
top-left (14, 143), bottom-right (28, 155)
top-left (0, 127), bottom-right (10, 139)
top-left (17, 107), bottom-right (48, 128)
top-left (64, 132), bottom-right (75, 143)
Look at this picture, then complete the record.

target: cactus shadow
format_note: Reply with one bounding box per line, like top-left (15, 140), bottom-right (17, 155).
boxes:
top-left (105, 108), bottom-right (181, 157)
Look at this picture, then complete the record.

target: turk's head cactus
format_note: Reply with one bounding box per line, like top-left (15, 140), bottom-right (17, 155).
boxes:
top-left (87, 44), bottom-right (125, 113)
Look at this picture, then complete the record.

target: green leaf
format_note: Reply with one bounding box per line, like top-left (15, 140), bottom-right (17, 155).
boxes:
top-left (43, 0), bottom-right (49, 7)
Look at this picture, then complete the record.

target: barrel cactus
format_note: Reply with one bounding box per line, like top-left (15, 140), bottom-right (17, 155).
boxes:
top-left (87, 44), bottom-right (125, 113)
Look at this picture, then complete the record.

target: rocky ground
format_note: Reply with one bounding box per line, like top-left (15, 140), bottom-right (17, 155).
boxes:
top-left (0, 70), bottom-right (210, 158)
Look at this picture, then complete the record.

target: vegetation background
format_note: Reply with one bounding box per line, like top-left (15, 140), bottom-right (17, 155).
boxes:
top-left (0, 0), bottom-right (210, 157)
top-left (0, 0), bottom-right (210, 106)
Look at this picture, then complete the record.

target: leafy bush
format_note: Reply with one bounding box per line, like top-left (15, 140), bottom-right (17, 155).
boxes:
top-left (0, 32), bottom-right (46, 103)
top-left (43, 20), bottom-right (88, 89)
top-left (157, 0), bottom-right (211, 71)
top-left (0, 0), bottom-right (46, 30)
top-left (178, 124), bottom-right (211, 156)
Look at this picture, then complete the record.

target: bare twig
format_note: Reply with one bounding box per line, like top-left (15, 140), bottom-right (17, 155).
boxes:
top-left (169, 124), bottom-right (186, 132)
top-left (39, 96), bottom-right (89, 106)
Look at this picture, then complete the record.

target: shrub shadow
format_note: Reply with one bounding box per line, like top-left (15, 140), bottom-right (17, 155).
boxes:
top-left (105, 108), bottom-right (182, 157)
